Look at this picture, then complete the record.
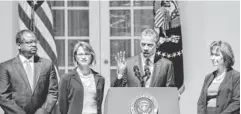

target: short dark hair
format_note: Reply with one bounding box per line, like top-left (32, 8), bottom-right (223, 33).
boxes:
top-left (210, 40), bottom-right (235, 68)
top-left (16, 29), bottom-right (34, 44)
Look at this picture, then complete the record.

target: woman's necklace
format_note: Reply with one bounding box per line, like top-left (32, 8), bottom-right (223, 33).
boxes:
top-left (214, 71), bottom-right (226, 82)
top-left (80, 74), bottom-right (93, 87)
top-left (77, 68), bottom-right (93, 87)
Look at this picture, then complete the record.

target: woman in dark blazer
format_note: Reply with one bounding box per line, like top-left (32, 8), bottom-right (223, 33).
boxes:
top-left (59, 41), bottom-right (105, 114)
top-left (197, 41), bottom-right (240, 114)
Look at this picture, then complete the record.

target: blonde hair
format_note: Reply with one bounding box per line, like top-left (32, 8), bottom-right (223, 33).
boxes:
top-left (72, 41), bottom-right (96, 66)
top-left (210, 40), bottom-right (235, 68)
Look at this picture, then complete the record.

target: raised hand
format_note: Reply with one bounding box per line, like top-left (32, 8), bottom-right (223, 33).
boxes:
top-left (115, 51), bottom-right (127, 79)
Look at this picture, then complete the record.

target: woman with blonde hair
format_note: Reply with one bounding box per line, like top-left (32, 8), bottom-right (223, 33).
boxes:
top-left (59, 41), bottom-right (105, 114)
top-left (197, 40), bottom-right (240, 114)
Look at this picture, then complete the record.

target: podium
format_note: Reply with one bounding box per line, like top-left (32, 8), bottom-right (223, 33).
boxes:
top-left (104, 87), bottom-right (180, 114)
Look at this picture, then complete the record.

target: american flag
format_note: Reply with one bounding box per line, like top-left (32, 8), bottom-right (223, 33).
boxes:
top-left (18, 0), bottom-right (59, 80)
top-left (154, 1), bottom-right (170, 31)
top-left (153, 0), bottom-right (185, 94)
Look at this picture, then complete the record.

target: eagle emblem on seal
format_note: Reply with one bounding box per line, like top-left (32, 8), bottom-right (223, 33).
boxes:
top-left (130, 95), bottom-right (158, 114)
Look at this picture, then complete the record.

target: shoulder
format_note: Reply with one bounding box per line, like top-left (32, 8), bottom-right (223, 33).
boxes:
top-left (0, 58), bottom-right (15, 66)
top-left (60, 70), bottom-right (76, 82)
top-left (92, 69), bottom-right (105, 81)
top-left (63, 70), bottom-right (77, 78)
top-left (204, 71), bottom-right (215, 81)
top-left (229, 69), bottom-right (240, 81)
top-left (156, 57), bottom-right (173, 65)
top-left (37, 56), bottom-right (52, 65)
top-left (0, 57), bottom-right (17, 69)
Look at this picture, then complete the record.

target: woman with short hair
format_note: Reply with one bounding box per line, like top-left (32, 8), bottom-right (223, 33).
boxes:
top-left (59, 41), bottom-right (105, 114)
top-left (197, 40), bottom-right (240, 114)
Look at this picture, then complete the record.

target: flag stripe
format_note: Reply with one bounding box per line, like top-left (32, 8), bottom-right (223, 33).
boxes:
top-left (41, 2), bottom-right (53, 25)
top-left (20, 17), bottom-right (51, 60)
top-left (18, 4), bottom-right (58, 65)
top-left (19, 2), bottom-right (57, 57)
top-left (36, 6), bottom-right (54, 37)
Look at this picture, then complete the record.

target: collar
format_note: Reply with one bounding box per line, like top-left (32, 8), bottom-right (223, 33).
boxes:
top-left (141, 53), bottom-right (155, 65)
top-left (19, 54), bottom-right (34, 63)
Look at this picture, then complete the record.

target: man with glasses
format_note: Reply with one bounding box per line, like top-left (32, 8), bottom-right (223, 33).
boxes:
top-left (113, 29), bottom-right (175, 87)
top-left (0, 29), bottom-right (58, 114)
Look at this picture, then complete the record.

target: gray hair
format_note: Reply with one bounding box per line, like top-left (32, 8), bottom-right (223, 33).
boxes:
top-left (141, 29), bottom-right (160, 46)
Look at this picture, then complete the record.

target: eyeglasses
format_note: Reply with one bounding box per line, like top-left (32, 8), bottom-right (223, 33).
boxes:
top-left (21, 40), bottom-right (39, 45)
top-left (76, 53), bottom-right (91, 57)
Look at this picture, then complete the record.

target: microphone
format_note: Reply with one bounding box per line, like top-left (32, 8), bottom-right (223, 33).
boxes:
top-left (133, 65), bottom-right (141, 79)
top-left (144, 65), bottom-right (151, 81)
top-left (133, 65), bottom-right (144, 87)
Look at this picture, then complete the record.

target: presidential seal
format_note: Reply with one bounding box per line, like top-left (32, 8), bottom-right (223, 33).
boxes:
top-left (130, 95), bottom-right (158, 114)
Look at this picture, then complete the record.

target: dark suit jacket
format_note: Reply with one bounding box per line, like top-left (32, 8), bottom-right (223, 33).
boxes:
top-left (197, 68), bottom-right (240, 114)
top-left (59, 69), bottom-right (105, 114)
top-left (113, 54), bottom-right (175, 87)
top-left (0, 55), bottom-right (58, 114)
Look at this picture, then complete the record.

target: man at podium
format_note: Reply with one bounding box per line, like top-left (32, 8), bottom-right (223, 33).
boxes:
top-left (113, 29), bottom-right (175, 87)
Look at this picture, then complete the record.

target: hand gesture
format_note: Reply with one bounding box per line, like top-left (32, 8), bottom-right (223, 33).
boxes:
top-left (115, 51), bottom-right (127, 79)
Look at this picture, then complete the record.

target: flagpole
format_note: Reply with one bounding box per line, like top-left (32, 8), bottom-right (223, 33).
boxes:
top-left (30, 0), bottom-right (36, 33)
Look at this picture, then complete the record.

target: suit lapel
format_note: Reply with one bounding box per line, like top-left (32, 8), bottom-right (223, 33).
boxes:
top-left (33, 56), bottom-right (42, 91)
top-left (218, 69), bottom-right (232, 93)
top-left (137, 55), bottom-right (144, 77)
top-left (94, 73), bottom-right (100, 89)
top-left (72, 69), bottom-right (83, 87)
top-left (150, 60), bottom-right (162, 87)
top-left (13, 56), bottom-right (32, 91)
top-left (205, 73), bottom-right (215, 94)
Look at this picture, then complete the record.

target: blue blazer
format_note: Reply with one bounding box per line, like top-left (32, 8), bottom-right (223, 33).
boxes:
top-left (197, 68), bottom-right (240, 114)
top-left (59, 68), bottom-right (105, 114)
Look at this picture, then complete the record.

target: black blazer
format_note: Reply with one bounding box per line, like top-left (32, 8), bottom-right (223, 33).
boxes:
top-left (59, 68), bottom-right (105, 114)
top-left (197, 68), bottom-right (240, 114)
top-left (0, 55), bottom-right (58, 114)
top-left (113, 54), bottom-right (175, 87)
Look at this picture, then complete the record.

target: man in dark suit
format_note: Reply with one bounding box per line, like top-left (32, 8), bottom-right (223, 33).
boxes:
top-left (0, 30), bottom-right (58, 114)
top-left (113, 29), bottom-right (175, 87)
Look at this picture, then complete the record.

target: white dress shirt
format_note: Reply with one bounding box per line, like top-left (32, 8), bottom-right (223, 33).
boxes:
top-left (19, 54), bottom-right (34, 90)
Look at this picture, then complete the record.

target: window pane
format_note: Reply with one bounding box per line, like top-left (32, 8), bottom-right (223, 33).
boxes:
top-left (68, 39), bottom-right (89, 66)
top-left (68, 10), bottom-right (89, 36)
top-left (68, 1), bottom-right (89, 7)
top-left (56, 40), bottom-right (65, 66)
top-left (110, 69), bottom-right (117, 87)
top-left (59, 69), bottom-right (65, 77)
top-left (49, 1), bottom-right (64, 7)
top-left (134, 9), bottom-right (154, 36)
top-left (110, 40), bottom-right (131, 66)
top-left (68, 69), bottom-right (74, 73)
top-left (110, 10), bottom-right (131, 36)
top-left (53, 10), bottom-right (65, 36)
top-left (134, 0), bottom-right (154, 6)
top-left (134, 39), bottom-right (142, 56)
top-left (109, 1), bottom-right (130, 7)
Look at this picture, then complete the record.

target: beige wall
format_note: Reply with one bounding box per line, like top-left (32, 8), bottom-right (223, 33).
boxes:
top-left (0, 1), bottom-right (18, 63)
top-left (0, 1), bottom-right (239, 114)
